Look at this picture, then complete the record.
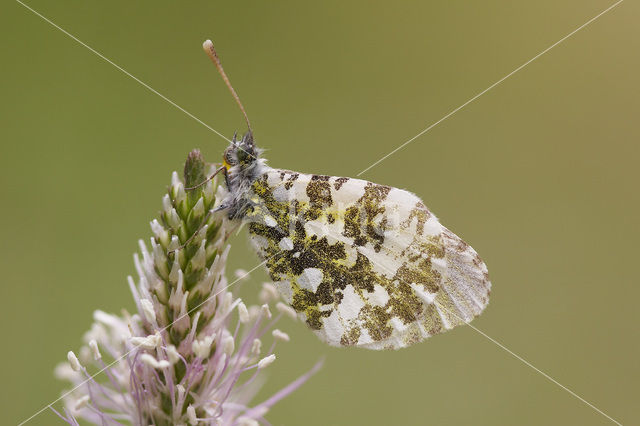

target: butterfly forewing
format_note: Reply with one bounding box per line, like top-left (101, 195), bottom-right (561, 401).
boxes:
top-left (245, 168), bottom-right (490, 349)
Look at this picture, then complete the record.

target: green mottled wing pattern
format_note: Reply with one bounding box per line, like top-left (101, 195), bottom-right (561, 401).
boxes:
top-left (244, 168), bottom-right (491, 349)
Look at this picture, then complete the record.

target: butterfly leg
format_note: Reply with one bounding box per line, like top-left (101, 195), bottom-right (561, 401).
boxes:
top-left (185, 165), bottom-right (225, 190)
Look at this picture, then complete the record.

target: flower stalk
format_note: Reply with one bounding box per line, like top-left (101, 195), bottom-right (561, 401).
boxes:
top-left (55, 150), bottom-right (318, 425)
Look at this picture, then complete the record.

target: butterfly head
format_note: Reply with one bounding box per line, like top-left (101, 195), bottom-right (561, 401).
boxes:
top-left (219, 131), bottom-right (267, 219)
top-left (222, 130), bottom-right (267, 191)
top-left (223, 131), bottom-right (261, 171)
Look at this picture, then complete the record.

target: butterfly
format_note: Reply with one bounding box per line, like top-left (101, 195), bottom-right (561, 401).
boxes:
top-left (203, 40), bottom-right (490, 350)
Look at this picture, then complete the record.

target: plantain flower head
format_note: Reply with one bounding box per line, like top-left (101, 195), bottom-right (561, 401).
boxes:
top-left (54, 150), bottom-right (320, 425)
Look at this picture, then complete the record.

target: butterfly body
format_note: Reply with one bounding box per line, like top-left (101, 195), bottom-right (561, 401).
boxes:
top-left (221, 132), bottom-right (491, 349)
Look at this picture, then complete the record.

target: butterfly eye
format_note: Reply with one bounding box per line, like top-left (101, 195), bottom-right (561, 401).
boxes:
top-left (223, 147), bottom-right (237, 166)
top-left (236, 146), bottom-right (249, 162)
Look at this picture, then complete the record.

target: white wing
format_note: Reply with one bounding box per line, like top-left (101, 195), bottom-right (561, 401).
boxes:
top-left (245, 168), bottom-right (490, 349)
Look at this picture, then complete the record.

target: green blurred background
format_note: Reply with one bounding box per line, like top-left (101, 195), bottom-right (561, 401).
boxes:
top-left (1, 1), bottom-right (638, 424)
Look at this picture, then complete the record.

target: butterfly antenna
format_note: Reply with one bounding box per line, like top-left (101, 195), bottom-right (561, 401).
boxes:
top-left (203, 40), bottom-right (252, 134)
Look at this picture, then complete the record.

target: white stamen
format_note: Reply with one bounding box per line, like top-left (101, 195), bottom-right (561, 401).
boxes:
top-left (234, 268), bottom-right (249, 281)
top-left (140, 298), bottom-right (156, 323)
top-left (130, 333), bottom-right (161, 350)
top-left (259, 282), bottom-right (279, 303)
top-left (276, 302), bottom-right (297, 320)
top-left (177, 384), bottom-right (186, 400)
top-left (192, 335), bottom-right (215, 359)
top-left (258, 354), bottom-right (276, 369)
top-left (237, 418), bottom-right (259, 426)
top-left (222, 335), bottom-right (235, 356)
top-left (88, 340), bottom-right (101, 360)
top-left (252, 406), bottom-right (269, 418)
top-left (261, 304), bottom-right (272, 319)
top-left (222, 293), bottom-right (233, 313)
top-left (187, 404), bottom-right (198, 425)
top-left (272, 329), bottom-right (290, 342)
top-left (140, 353), bottom-right (170, 369)
top-left (79, 346), bottom-right (92, 363)
top-left (93, 310), bottom-right (121, 327)
top-left (166, 345), bottom-right (181, 365)
top-left (54, 363), bottom-right (78, 380)
top-left (67, 351), bottom-right (82, 372)
top-left (74, 395), bottom-right (91, 411)
top-left (250, 338), bottom-right (262, 356)
top-left (237, 301), bottom-right (249, 323)
top-left (247, 305), bottom-right (261, 322)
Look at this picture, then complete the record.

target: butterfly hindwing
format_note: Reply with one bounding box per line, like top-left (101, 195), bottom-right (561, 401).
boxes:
top-left (245, 168), bottom-right (490, 349)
